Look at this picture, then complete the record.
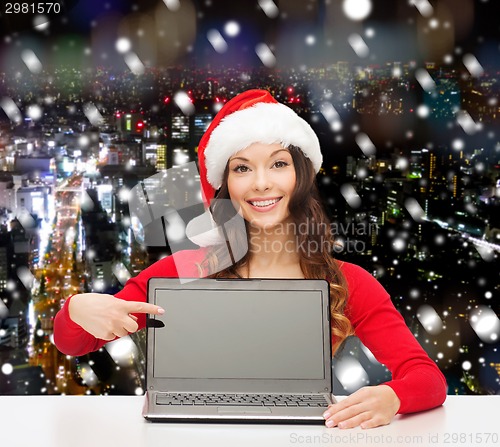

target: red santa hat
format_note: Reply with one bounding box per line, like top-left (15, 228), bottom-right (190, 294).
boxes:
top-left (187, 89), bottom-right (322, 247)
top-left (198, 89), bottom-right (322, 206)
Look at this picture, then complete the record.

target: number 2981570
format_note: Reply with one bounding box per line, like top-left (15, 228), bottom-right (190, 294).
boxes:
top-left (4, 3), bottom-right (62, 15)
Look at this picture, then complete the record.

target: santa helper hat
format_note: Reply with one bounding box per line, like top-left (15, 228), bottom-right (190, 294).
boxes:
top-left (186, 89), bottom-right (323, 247)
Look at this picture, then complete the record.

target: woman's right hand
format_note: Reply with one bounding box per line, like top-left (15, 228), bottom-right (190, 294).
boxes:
top-left (68, 293), bottom-right (164, 340)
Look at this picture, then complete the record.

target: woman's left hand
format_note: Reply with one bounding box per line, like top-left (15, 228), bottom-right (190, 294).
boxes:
top-left (323, 385), bottom-right (401, 429)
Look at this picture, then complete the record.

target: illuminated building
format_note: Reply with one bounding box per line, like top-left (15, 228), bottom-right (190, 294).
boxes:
top-left (116, 113), bottom-right (146, 136)
top-left (0, 172), bottom-right (15, 213)
top-left (16, 186), bottom-right (50, 221)
top-left (424, 78), bottom-right (461, 118)
top-left (171, 114), bottom-right (189, 143)
top-left (193, 113), bottom-right (212, 146)
top-left (14, 155), bottom-right (56, 185)
top-left (0, 233), bottom-right (10, 294)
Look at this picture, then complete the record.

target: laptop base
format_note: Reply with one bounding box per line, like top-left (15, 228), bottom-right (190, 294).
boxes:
top-left (142, 391), bottom-right (335, 424)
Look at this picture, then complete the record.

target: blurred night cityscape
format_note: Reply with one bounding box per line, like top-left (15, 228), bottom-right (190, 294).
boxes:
top-left (0, 0), bottom-right (499, 397)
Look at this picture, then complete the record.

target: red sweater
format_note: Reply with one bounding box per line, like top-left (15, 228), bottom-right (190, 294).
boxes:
top-left (53, 249), bottom-right (447, 414)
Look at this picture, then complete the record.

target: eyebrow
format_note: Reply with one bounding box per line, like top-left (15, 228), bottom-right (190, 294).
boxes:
top-left (229, 149), bottom-right (290, 162)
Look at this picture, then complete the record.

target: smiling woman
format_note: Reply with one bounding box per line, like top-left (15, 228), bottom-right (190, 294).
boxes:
top-left (54, 89), bottom-right (447, 430)
top-left (227, 143), bottom-right (296, 229)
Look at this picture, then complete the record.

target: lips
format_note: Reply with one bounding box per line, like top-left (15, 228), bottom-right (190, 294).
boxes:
top-left (246, 197), bottom-right (282, 211)
top-left (248, 198), bottom-right (281, 207)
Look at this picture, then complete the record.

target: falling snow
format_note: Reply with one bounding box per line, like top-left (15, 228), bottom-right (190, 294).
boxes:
top-left (415, 68), bottom-right (436, 92)
top-left (417, 305), bottom-right (444, 335)
top-left (124, 52), bottom-right (146, 76)
top-left (335, 357), bottom-right (369, 392)
top-left (224, 21), bottom-right (241, 38)
top-left (410, 0), bottom-right (433, 17)
top-left (1, 363), bottom-right (13, 375)
top-left (255, 43), bottom-right (276, 67)
top-left (0, 97), bottom-right (22, 124)
top-left (173, 91), bottom-right (195, 115)
top-left (21, 49), bottom-right (43, 74)
top-left (348, 33), bottom-right (370, 58)
top-left (320, 102), bottom-right (342, 132)
top-left (355, 132), bottom-right (376, 156)
top-left (33, 15), bottom-right (50, 32)
top-left (463, 54), bottom-right (484, 77)
top-left (207, 29), bottom-right (228, 54)
top-left (115, 37), bottom-right (132, 54)
top-left (105, 336), bottom-right (139, 367)
top-left (404, 198), bottom-right (425, 222)
top-left (83, 102), bottom-right (104, 127)
top-left (340, 184), bottom-right (362, 209)
top-left (258, 0), bottom-right (279, 19)
top-left (456, 110), bottom-right (480, 135)
top-left (342, 0), bottom-right (372, 21)
top-left (0, 0), bottom-right (497, 399)
top-left (163, 0), bottom-right (180, 12)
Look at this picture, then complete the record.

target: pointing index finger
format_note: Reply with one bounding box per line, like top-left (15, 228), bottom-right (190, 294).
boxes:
top-left (124, 301), bottom-right (165, 315)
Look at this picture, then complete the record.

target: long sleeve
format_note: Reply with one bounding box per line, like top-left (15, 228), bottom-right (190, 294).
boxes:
top-left (340, 262), bottom-right (447, 414)
top-left (53, 249), bottom-right (206, 356)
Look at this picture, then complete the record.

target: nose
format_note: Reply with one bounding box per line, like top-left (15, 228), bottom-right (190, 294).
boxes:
top-left (252, 168), bottom-right (271, 191)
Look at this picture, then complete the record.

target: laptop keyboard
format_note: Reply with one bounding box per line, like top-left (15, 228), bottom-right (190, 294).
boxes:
top-left (156, 393), bottom-right (329, 407)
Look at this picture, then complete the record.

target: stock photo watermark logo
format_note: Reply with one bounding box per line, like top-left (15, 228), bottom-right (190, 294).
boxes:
top-left (127, 162), bottom-right (247, 280)
top-left (329, 221), bottom-right (380, 255)
top-left (1, 1), bottom-right (80, 36)
top-left (289, 431), bottom-right (499, 446)
top-left (127, 164), bottom-right (380, 275)
top-left (247, 220), bottom-right (379, 256)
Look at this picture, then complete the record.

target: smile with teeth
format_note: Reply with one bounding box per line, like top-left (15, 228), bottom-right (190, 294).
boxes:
top-left (248, 198), bottom-right (281, 207)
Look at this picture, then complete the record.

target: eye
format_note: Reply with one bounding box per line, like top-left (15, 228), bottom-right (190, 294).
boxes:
top-left (273, 160), bottom-right (290, 169)
top-left (232, 164), bottom-right (250, 173)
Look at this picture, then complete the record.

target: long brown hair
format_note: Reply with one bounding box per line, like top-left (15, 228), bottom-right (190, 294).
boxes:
top-left (199, 145), bottom-right (353, 355)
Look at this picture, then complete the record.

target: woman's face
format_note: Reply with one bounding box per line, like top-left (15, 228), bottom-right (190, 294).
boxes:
top-left (227, 142), bottom-right (296, 231)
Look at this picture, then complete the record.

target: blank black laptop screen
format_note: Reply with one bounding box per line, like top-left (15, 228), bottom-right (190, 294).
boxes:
top-left (153, 289), bottom-right (325, 380)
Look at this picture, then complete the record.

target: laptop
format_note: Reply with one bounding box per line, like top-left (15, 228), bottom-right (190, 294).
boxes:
top-left (142, 277), bottom-right (335, 423)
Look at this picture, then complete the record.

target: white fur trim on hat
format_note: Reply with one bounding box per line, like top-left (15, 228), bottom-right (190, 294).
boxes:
top-left (204, 102), bottom-right (322, 190)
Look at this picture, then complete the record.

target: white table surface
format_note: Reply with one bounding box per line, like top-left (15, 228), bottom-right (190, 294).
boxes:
top-left (0, 395), bottom-right (498, 447)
